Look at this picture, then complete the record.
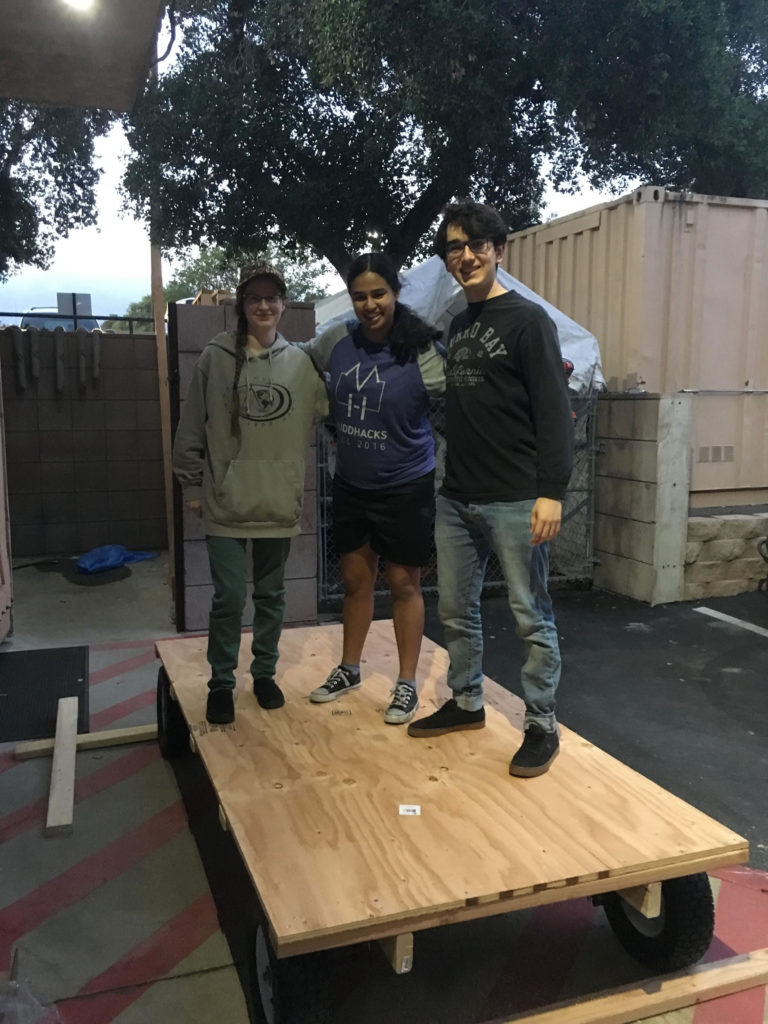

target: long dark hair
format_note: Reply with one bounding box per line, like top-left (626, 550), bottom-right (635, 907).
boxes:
top-left (346, 253), bottom-right (441, 364)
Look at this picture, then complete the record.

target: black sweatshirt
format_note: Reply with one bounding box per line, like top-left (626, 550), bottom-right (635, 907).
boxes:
top-left (441, 290), bottom-right (574, 504)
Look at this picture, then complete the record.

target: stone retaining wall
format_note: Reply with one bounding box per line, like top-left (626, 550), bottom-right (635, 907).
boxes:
top-left (684, 513), bottom-right (768, 599)
top-left (595, 393), bottom-right (768, 603)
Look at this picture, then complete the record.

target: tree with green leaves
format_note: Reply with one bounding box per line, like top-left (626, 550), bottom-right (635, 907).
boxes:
top-left (102, 243), bottom-right (328, 331)
top-left (168, 243), bottom-right (330, 301)
top-left (0, 101), bottom-right (113, 280)
top-left (123, 0), bottom-right (768, 277)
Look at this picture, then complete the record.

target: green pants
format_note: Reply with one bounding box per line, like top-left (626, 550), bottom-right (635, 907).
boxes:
top-left (205, 535), bottom-right (291, 691)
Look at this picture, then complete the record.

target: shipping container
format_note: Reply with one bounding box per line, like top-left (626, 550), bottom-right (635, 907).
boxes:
top-left (504, 187), bottom-right (768, 506)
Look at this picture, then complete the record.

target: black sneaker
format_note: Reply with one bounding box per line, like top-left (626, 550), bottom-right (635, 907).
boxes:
top-left (509, 724), bottom-right (559, 777)
top-left (384, 682), bottom-right (418, 725)
top-left (407, 699), bottom-right (485, 737)
top-left (309, 665), bottom-right (361, 703)
top-left (253, 676), bottom-right (285, 709)
top-left (206, 688), bottom-right (234, 724)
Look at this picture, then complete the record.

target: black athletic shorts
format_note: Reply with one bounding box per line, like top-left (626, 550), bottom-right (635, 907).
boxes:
top-left (332, 470), bottom-right (436, 568)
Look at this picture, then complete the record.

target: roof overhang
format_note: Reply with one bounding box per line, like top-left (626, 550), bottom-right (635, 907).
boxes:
top-left (0, 0), bottom-right (165, 112)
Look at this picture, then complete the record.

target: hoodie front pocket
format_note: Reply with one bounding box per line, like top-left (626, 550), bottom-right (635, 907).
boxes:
top-left (215, 459), bottom-right (303, 526)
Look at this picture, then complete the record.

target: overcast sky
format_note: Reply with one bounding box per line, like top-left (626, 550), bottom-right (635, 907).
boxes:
top-left (0, 126), bottom-right (171, 321)
top-left (0, 124), bottom-right (623, 322)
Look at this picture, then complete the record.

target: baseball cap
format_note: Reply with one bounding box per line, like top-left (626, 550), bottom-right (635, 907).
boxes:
top-left (237, 261), bottom-right (287, 295)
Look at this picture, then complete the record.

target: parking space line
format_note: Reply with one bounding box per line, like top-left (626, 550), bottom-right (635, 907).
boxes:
top-left (695, 606), bottom-right (768, 639)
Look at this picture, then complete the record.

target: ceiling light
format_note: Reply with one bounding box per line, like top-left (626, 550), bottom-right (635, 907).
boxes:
top-left (62, 0), bottom-right (96, 11)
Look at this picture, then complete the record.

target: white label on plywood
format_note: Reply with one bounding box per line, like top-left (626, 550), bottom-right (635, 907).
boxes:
top-left (399, 805), bottom-right (421, 816)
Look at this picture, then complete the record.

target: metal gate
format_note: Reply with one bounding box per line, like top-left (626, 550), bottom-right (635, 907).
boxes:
top-left (317, 394), bottom-right (598, 608)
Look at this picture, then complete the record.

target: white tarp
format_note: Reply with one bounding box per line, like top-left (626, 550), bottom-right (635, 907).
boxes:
top-left (314, 255), bottom-right (606, 396)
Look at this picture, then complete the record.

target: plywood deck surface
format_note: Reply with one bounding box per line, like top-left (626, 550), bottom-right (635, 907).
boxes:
top-left (156, 622), bottom-right (748, 956)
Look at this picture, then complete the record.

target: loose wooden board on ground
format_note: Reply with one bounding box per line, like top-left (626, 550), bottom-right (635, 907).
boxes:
top-left (44, 696), bottom-right (78, 836)
top-left (14, 723), bottom-right (158, 760)
top-left (156, 621), bottom-right (748, 958)
top-left (505, 947), bottom-right (768, 1024)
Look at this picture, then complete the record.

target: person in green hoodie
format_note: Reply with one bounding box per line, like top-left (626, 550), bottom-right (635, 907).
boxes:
top-left (172, 262), bottom-right (329, 725)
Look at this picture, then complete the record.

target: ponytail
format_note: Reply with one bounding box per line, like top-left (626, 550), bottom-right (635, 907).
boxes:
top-left (388, 302), bottom-right (442, 364)
top-left (229, 310), bottom-right (249, 440)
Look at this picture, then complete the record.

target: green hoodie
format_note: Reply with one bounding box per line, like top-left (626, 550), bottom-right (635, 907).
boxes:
top-left (173, 331), bottom-right (328, 538)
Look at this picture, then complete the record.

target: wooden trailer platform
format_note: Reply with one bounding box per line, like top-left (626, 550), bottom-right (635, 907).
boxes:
top-left (156, 620), bottom-right (748, 973)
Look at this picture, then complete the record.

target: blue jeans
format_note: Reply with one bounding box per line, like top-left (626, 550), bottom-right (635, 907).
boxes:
top-left (436, 494), bottom-right (560, 731)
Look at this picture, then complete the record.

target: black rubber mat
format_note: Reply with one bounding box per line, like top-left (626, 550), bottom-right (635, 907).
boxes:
top-left (0, 646), bottom-right (89, 742)
top-left (23, 559), bottom-right (132, 587)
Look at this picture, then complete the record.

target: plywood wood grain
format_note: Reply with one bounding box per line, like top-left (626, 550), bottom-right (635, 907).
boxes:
top-left (156, 622), bottom-right (747, 956)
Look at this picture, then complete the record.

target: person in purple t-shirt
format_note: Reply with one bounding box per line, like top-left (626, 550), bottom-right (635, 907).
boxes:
top-left (302, 253), bottom-right (445, 725)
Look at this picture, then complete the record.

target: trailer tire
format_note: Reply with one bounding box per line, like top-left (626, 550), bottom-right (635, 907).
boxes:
top-left (602, 872), bottom-right (714, 972)
top-left (252, 923), bottom-right (331, 1024)
top-left (156, 665), bottom-right (189, 760)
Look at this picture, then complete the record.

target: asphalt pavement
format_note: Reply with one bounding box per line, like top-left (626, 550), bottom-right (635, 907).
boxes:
top-left (425, 586), bottom-right (768, 871)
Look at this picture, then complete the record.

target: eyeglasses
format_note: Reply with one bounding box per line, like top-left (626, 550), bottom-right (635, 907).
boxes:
top-left (244, 293), bottom-right (283, 306)
top-left (444, 238), bottom-right (491, 260)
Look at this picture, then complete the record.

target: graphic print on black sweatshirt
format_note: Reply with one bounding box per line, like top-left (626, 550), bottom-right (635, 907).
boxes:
top-left (447, 320), bottom-right (508, 389)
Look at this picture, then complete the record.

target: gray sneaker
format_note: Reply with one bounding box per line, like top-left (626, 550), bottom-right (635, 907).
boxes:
top-left (384, 682), bottom-right (418, 725)
top-left (309, 665), bottom-right (361, 703)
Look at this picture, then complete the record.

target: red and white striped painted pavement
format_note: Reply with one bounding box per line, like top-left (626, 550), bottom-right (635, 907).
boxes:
top-left (1, 638), bottom-right (766, 1023)
top-left (1, 638), bottom-right (248, 1024)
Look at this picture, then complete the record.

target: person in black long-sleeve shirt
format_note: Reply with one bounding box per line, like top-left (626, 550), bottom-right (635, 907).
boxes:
top-left (408, 199), bottom-right (574, 777)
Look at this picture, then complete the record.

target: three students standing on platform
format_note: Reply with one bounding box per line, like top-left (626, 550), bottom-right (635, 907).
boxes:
top-left (172, 204), bottom-right (573, 778)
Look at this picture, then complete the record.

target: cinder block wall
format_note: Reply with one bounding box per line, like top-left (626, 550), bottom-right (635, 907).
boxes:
top-left (172, 303), bottom-right (320, 630)
top-left (595, 393), bottom-right (767, 603)
top-left (594, 394), bottom-right (690, 605)
top-left (0, 328), bottom-right (165, 556)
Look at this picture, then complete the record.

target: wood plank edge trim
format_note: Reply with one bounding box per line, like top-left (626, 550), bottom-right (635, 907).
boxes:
top-left (501, 946), bottom-right (768, 1024)
top-left (272, 848), bottom-right (749, 958)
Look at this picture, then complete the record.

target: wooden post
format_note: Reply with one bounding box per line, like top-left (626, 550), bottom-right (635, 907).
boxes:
top-left (149, 35), bottom-right (175, 598)
top-left (379, 933), bottom-right (414, 974)
top-left (615, 882), bottom-right (661, 918)
top-left (150, 243), bottom-right (175, 600)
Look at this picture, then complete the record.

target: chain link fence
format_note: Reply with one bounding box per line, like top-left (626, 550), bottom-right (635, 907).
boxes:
top-left (317, 394), bottom-right (598, 608)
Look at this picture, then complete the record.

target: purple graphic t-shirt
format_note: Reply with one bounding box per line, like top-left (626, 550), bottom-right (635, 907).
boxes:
top-left (306, 322), bottom-right (445, 489)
